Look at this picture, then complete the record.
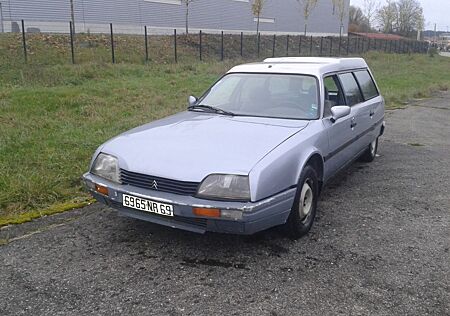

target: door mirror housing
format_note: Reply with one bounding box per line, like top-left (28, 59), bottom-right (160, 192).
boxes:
top-left (330, 105), bottom-right (351, 123)
top-left (188, 95), bottom-right (197, 107)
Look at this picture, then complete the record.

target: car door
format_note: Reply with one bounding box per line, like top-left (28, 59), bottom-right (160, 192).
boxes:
top-left (322, 74), bottom-right (360, 179)
top-left (336, 72), bottom-right (368, 156)
top-left (353, 69), bottom-right (384, 144)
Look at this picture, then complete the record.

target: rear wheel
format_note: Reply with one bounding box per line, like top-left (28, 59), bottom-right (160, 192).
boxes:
top-left (360, 137), bottom-right (378, 162)
top-left (285, 165), bottom-right (318, 239)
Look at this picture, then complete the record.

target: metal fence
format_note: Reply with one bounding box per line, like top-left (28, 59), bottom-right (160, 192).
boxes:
top-left (3, 20), bottom-right (430, 65)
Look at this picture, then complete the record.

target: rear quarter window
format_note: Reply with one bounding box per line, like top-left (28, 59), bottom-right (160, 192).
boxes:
top-left (354, 70), bottom-right (379, 100)
top-left (338, 73), bottom-right (364, 106)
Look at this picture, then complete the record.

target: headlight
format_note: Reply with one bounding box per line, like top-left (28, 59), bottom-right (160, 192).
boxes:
top-left (197, 174), bottom-right (250, 201)
top-left (90, 153), bottom-right (120, 183)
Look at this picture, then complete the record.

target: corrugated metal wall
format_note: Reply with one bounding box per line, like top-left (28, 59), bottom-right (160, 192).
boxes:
top-left (0, 0), bottom-right (349, 35)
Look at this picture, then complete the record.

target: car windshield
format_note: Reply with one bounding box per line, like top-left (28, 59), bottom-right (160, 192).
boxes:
top-left (196, 73), bottom-right (319, 120)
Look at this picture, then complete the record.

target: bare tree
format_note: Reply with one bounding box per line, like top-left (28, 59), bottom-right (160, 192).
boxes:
top-left (396, 0), bottom-right (424, 37)
top-left (362, 0), bottom-right (379, 29)
top-left (181, 0), bottom-right (195, 35)
top-left (376, 0), bottom-right (423, 37)
top-left (332, 0), bottom-right (347, 37)
top-left (252, 0), bottom-right (266, 35)
top-left (349, 5), bottom-right (370, 32)
top-left (297, 0), bottom-right (318, 36)
top-left (377, 0), bottom-right (397, 33)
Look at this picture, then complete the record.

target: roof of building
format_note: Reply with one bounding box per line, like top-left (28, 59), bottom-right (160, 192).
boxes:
top-left (227, 57), bottom-right (368, 76)
top-left (350, 32), bottom-right (407, 40)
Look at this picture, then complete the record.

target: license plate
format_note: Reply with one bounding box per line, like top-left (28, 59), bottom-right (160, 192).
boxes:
top-left (122, 194), bottom-right (174, 217)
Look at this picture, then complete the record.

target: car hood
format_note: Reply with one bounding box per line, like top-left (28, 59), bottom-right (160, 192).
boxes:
top-left (101, 111), bottom-right (309, 182)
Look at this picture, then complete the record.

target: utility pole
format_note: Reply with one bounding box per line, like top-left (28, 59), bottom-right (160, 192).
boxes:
top-left (434, 23), bottom-right (437, 46)
top-left (70, 0), bottom-right (75, 34)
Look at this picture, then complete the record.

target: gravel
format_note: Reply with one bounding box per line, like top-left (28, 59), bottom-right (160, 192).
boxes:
top-left (1, 93), bottom-right (449, 316)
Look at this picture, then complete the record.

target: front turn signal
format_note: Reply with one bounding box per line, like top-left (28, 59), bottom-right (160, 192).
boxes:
top-left (95, 184), bottom-right (109, 196)
top-left (193, 207), bottom-right (220, 218)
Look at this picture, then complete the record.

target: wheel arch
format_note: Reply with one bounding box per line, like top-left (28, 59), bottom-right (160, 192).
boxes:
top-left (299, 152), bottom-right (324, 193)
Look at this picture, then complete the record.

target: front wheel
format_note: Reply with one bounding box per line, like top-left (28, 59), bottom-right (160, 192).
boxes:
top-left (284, 165), bottom-right (319, 239)
top-left (359, 137), bottom-right (379, 162)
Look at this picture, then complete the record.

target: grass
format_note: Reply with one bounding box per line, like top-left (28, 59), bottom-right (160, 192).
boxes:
top-left (1, 33), bottom-right (450, 226)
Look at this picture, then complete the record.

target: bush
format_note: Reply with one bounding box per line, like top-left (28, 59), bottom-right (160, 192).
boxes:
top-left (428, 47), bottom-right (438, 57)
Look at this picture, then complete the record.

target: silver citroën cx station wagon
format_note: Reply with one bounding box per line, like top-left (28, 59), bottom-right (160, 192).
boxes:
top-left (83, 57), bottom-right (385, 238)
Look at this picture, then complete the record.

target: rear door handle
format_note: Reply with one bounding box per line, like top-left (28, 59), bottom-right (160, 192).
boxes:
top-left (351, 118), bottom-right (357, 129)
top-left (370, 110), bottom-right (375, 117)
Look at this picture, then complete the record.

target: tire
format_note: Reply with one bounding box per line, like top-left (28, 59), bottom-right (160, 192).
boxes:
top-left (284, 164), bottom-right (319, 239)
top-left (359, 137), bottom-right (378, 163)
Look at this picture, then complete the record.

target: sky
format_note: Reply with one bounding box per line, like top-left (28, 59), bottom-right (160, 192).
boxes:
top-left (350, 0), bottom-right (450, 32)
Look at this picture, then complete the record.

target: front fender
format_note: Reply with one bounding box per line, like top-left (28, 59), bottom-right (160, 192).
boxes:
top-left (249, 121), bottom-right (327, 201)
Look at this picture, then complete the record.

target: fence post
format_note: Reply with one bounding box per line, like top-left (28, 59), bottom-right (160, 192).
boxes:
top-left (368, 38), bottom-right (371, 52)
top-left (199, 30), bottom-right (202, 61)
top-left (174, 29), bottom-right (177, 63)
top-left (298, 35), bottom-right (302, 55)
top-left (338, 35), bottom-right (342, 56)
top-left (286, 35), bottom-right (289, 56)
top-left (240, 32), bottom-right (243, 57)
top-left (319, 37), bottom-right (323, 56)
top-left (272, 34), bottom-right (276, 57)
top-left (21, 20), bottom-right (27, 63)
top-left (221, 31), bottom-right (224, 61)
top-left (346, 35), bottom-right (350, 55)
top-left (329, 37), bottom-right (333, 56)
top-left (309, 35), bottom-right (313, 56)
top-left (69, 21), bottom-right (75, 64)
top-left (257, 32), bottom-right (260, 58)
top-left (110, 23), bottom-right (115, 64)
top-left (144, 26), bottom-right (149, 62)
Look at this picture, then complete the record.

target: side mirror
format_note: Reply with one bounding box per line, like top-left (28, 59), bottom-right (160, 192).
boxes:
top-left (188, 95), bottom-right (197, 107)
top-left (330, 105), bottom-right (351, 123)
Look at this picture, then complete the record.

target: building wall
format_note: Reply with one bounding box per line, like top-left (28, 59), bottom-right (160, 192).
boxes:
top-left (0, 0), bottom-right (350, 35)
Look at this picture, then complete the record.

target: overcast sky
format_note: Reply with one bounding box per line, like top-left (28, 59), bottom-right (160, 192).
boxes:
top-left (350, 0), bottom-right (449, 32)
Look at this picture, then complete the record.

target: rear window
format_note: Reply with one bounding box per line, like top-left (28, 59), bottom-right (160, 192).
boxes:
top-left (338, 73), bottom-right (364, 106)
top-left (354, 70), bottom-right (379, 100)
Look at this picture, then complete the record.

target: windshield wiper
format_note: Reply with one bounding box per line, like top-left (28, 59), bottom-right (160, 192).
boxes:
top-left (188, 104), bottom-right (235, 116)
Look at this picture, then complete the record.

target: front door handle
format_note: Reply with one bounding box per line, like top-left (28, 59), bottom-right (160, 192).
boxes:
top-left (351, 118), bottom-right (357, 129)
top-left (370, 110), bottom-right (375, 117)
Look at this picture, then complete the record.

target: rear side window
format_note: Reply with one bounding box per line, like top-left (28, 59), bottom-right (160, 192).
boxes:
top-left (354, 70), bottom-right (379, 100)
top-left (338, 73), bottom-right (364, 106)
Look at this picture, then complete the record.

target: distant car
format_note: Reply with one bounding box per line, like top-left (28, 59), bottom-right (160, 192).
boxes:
top-left (83, 57), bottom-right (385, 238)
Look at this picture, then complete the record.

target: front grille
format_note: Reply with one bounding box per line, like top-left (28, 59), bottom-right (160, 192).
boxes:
top-left (120, 169), bottom-right (199, 196)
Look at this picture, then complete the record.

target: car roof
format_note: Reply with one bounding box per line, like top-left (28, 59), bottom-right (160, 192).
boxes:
top-left (227, 57), bottom-right (368, 77)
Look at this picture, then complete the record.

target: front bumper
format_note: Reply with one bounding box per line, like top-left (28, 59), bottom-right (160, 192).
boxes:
top-left (83, 173), bottom-right (296, 235)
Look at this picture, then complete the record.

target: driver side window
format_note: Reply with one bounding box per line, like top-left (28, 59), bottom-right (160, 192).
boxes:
top-left (323, 75), bottom-right (345, 117)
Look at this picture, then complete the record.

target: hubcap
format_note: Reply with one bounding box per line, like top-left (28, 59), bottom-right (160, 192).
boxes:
top-left (370, 139), bottom-right (377, 156)
top-left (299, 180), bottom-right (313, 223)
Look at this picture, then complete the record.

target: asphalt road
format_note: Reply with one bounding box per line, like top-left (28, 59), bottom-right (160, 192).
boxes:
top-left (1, 93), bottom-right (449, 316)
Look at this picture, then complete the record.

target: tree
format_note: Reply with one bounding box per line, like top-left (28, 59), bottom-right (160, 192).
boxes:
top-left (396, 0), bottom-right (424, 37)
top-left (297, 0), bottom-right (318, 36)
top-left (362, 0), bottom-right (379, 29)
top-left (376, 0), bottom-right (397, 33)
top-left (182, 0), bottom-right (195, 35)
top-left (376, 0), bottom-right (424, 37)
top-left (252, 0), bottom-right (266, 35)
top-left (332, 0), bottom-right (348, 37)
top-left (348, 5), bottom-right (370, 32)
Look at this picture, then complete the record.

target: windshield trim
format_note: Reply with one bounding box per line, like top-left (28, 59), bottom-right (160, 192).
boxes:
top-left (196, 72), bottom-right (321, 121)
